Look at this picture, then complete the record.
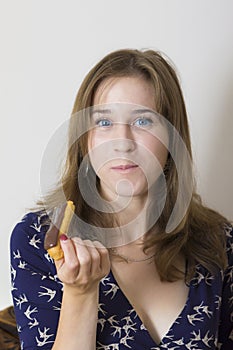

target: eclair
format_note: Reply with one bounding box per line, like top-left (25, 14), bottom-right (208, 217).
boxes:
top-left (44, 200), bottom-right (75, 260)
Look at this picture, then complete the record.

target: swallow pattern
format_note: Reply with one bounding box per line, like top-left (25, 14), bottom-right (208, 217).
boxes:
top-left (10, 211), bottom-right (233, 349)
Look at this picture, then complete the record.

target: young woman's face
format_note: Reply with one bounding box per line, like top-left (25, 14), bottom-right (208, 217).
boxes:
top-left (88, 76), bottom-right (169, 202)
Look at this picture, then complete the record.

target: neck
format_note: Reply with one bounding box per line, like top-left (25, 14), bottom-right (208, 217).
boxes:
top-left (117, 195), bottom-right (147, 225)
top-left (100, 187), bottom-right (148, 225)
top-left (109, 233), bottom-right (156, 264)
top-left (99, 188), bottom-right (157, 246)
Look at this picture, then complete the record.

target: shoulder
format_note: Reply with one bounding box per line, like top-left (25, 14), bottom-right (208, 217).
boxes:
top-left (10, 209), bottom-right (51, 253)
top-left (10, 210), bottom-right (50, 247)
top-left (10, 210), bottom-right (54, 274)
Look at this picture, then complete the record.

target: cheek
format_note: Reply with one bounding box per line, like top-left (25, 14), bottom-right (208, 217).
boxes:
top-left (88, 133), bottom-right (110, 174)
top-left (88, 131), bottom-right (109, 151)
top-left (156, 142), bottom-right (169, 168)
top-left (142, 135), bottom-right (169, 169)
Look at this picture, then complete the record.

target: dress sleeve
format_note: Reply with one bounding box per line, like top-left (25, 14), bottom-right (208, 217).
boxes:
top-left (218, 224), bottom-right (233, 349)
top-left (10, 212), bottom-right (63, 350)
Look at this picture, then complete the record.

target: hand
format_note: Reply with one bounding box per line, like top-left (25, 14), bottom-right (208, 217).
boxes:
top-left (54, 236), bottom-right (110, 295)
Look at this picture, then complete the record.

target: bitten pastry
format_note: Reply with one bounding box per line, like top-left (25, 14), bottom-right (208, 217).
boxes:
top-left (44, 200), bottom-right (75, 260)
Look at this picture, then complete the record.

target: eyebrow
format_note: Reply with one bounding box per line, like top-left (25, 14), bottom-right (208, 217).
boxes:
top-left (131, 108), bottom-right (155, 115)
top-left (91, 109), bottom-right (112, 116)
top-left (91, 108), bottom-right (155, 116)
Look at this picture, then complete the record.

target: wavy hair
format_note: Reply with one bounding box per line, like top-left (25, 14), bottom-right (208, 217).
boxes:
top-left (38, 49), bottom-right (229, 281)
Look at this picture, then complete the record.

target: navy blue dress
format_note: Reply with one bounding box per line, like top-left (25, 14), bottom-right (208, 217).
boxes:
top-left (10, 211), bottom-right (233, 349)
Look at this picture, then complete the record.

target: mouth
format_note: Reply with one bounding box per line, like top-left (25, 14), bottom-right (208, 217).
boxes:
top-left (111, 164), bottom-right (138, 170)
top-left (111, 163), bottom-right (139, 172)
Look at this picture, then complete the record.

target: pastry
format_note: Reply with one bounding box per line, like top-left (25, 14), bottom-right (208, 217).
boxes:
top-left (44, 200), bottom-right (75, 260)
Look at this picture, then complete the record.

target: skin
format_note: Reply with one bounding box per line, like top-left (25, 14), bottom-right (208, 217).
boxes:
top-left (89, 76), bottom-right (169, 225)
top-left (52, 76), bottom-right (188, 349)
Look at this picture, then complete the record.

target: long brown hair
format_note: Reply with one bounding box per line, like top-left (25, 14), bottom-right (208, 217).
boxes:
top-left (38, 49), bottom-right (229, 281)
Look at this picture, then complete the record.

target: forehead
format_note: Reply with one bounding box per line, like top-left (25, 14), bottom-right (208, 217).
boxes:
top-left (93, 76), bottom-right (156, 110)
top-left (90, 104), bottom-right (159, 125)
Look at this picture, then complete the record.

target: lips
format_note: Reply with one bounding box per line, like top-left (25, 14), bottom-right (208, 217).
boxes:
top-left (111, 164), bottom-right (138, 170)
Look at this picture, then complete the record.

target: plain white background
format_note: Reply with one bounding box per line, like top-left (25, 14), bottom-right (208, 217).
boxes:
top-left (1, 0), bottom-right (233, 309)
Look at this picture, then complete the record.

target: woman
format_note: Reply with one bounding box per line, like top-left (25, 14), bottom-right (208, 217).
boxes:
top-left (10, 49), bottom-right (233, 349)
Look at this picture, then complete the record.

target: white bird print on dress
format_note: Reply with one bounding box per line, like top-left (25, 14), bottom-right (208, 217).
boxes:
top-left (111, 325), bottom-right (122, 337)
top-left (98, 303), bottom-right (107, 316)
top-left (104, 283), bottom-right (119, 299)
top-left (228, 241), bottom-right (233, 254)
top-left (122, 316), bottom-right (135, 325)
top-left (215, 295), bottom-right (222, 310)
top-left (163, 334), bottom-right (174, 342)
top-left (11, 281), bottom-right (17, 292)
top-left (192, 269), bottom-right (205, 285)
top-left (11, 265), bottom-right (17, 280)
top-left (111, 344), bottom-right (120, 350)
top-left (97, 318), bottom-right (106, 332)
top-left (14, 294), bottom-right (28, 309)
top-left (29, 234), bottom-right (41, 249)
top-left (226, 266), bottom-right (233, 283)
top-left (38, 286), bottom-right (56, 302)
top-left (122, 322), bottom-right (137, 334)
top-left (18, 260), bottom-right (27, 269)
top-left (28, 318), bottom-right (39, 329)
top-left (101, 276), bottom-right (111, 286)
top-left (35, 327), bottom-right (54, 347)
top-left (205, 273), bottom-right (214, 285)
top-left (13, 249), bottom-right (21, 259)
top-left (187, 312), bottom-right (204, 325)
top-left (53, 302), bottom-right (61, 311)
top-left (140, 323), bottom-right (147, 330)
top-left (24, 305), bottom-right (38, 320)
top-left (96, 342), bottom-right (111, 350)
top-left (120, 333), bottom-right (134, 348)
top-left (107, 315), bottom-right (119, 326)
top-left (44, 252), bottom-right (53, 263)
top-left (185, 340), bottom-right (198, 350)
top-left (128, 308), bottom-right (137, 319)
top-left (190, 330), bottom-right (201, 341)
top-left (30, 221), bottom-right (42, 233)
top-left (202, 330), bottom-right (214, 347)
top-left (193, 302), bottom-right (213, 318)
top-left (173, 337), bottom-right (184, 345)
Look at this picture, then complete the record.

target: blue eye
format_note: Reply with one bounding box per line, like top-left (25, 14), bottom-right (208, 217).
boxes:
top-left (133, 117), bottom-right (153, 127)
top-left (96, 119), bottom-right (112, 127)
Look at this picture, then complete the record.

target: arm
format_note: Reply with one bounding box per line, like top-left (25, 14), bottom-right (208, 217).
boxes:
top-left (51, 236), bottom-right (110, 350)
top-left (10, 212), bottom-right (62, 349)
top-left (10, 212), bottom-right (110, 349)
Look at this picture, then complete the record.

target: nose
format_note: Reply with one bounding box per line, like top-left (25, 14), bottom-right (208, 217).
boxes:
top-left (113, 123), bottom-right (136, 153)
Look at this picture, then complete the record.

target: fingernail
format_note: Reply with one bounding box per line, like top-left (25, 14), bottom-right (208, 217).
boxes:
top-left (60, 234), bottom-right (68, 241)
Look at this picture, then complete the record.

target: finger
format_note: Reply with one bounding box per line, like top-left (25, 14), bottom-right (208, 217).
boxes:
top-left (55, 235), bottom-right (80, 280)
top-left (92, 241), bottom-right (110, 276)
top-left (83, 240), bottom-right (101, 275)
top-left (72, 237), bottom-right (92, 276)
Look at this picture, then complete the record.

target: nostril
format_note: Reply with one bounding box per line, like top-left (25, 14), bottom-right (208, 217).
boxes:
top-left (114, 139), bottom-right (136, 153)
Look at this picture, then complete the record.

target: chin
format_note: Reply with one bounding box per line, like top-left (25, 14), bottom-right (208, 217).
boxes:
top-left (115, 183), bottom-right (148, 199)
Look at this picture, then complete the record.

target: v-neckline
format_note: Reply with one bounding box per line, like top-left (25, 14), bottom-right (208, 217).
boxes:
top-left (109, 269), bottom-right (192, 346)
